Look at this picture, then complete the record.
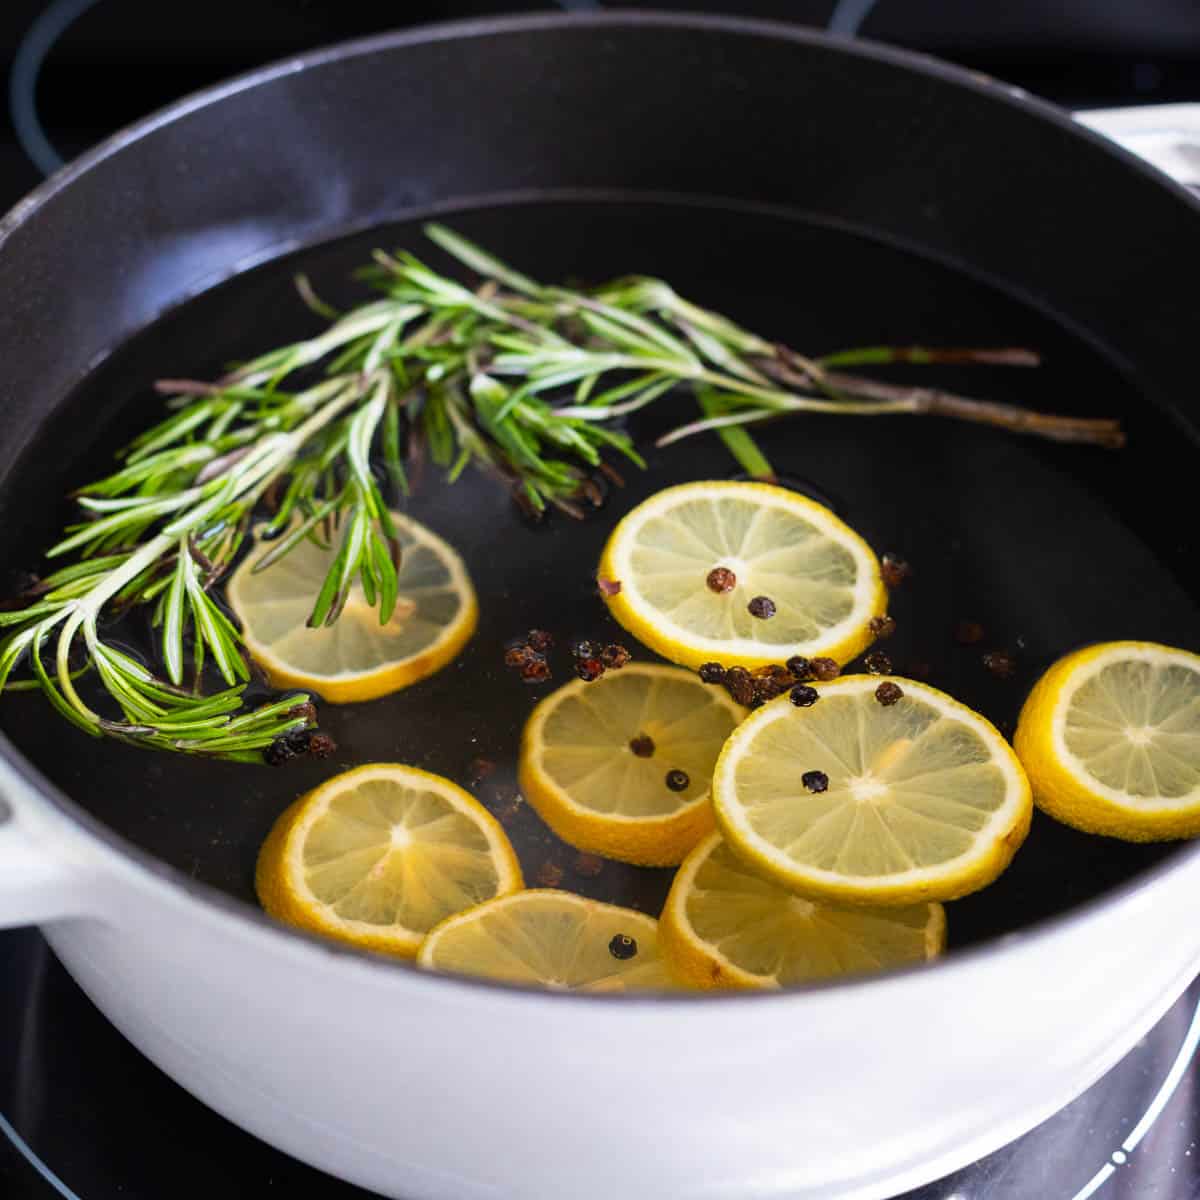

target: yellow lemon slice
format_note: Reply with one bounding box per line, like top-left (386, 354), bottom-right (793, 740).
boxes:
top-left (418, 890), bottom-right (671, 991)
top-left (518, 663), bottom-right (745, 866)
top-left (1014, 640), bottom-right (1200, 841)
top-left (256, 764), bottom-right (521, 957)
top-left (713, 675), bottom-right (1032, 905)
top-left (227, 510), bottom-right (476, 703)
top-left (597, 480), bottom-right (886, 671)
top-left (660, 832), bottom-right (945, 990)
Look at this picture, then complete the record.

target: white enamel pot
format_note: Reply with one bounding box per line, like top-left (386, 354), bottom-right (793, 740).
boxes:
top-left (1, 15), bottom-right (1199, 1200)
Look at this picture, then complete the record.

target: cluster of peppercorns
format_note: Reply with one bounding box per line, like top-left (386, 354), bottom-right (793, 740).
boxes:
top-left (570, 639), bottom-right (631, 683)
top-left (264, 723), bottom-right (337, 767)
top-left (698, 654), bottom-right (842, 709)
top-left (504, 630), bottom-right (635, 685)
top-left (504, 629), bottom-right (556, 684)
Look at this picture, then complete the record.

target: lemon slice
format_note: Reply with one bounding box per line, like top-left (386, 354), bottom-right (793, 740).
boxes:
top-left (661, 832), bottom-right (945, 989)
top-left (418, 890), bottom-right (672, 991)
top-left (713, 675), bottom-right (1032, 905)
top-left (1014, 640), bottom-right (1200, 841)
top-left (227, 510), bottom-right (476, 703)
top-left (518, 663), bottom-right (745, 866)
top-left (597, 480), bottom-right (886, 671)
top-left (256, 764), bottom-right (522, 957)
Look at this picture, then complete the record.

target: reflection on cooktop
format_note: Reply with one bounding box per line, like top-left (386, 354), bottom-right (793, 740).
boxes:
top-left (0, 929), bottom-right (1197, 1199)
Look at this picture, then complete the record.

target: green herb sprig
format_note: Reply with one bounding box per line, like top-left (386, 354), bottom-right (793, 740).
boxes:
top-left (0, 224), bottom-right (1123, 760)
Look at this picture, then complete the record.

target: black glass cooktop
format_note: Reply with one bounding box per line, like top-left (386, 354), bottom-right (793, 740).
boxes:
top-left (1, 928), bottom-right (1198, 1200)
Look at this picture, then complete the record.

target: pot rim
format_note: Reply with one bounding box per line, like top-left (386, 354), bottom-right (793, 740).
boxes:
top-left (3, 9), bottom-right (1198, 1010)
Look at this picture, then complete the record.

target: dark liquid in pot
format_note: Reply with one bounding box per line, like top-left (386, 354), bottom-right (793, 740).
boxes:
top-left (1, 200), bottom-right (1194, 955)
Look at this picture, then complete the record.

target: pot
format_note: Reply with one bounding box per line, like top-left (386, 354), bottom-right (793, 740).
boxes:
top-left (1, 15), bottom-right (1199, 1199)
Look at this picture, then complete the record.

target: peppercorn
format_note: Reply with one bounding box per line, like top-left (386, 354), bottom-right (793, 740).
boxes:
top-left (706, 566), bottom-right (737, 594)
top-left (785, 655), bottom-right (812, 680)
top-left (600, 643), bottom-right (631, 669)
top-left (868, 615), bottom-right (897, 639)
top-left (629, 733), bottom-right (656, 758)
top-left (699, 661), bottom-right (726, 684)
top-left (575, 657), bottom-right (605, 682)
top-left (608, 933), bottom-right (638, 960)
top-left (724, 666), bottom-right (757, 706)
top-left (880, 554), bottom-right (912, 588)
top-left (505, 645), bottom-right (533, 669)
top-left (536, 861), bottom-right (564, 888)
top-left (863, 650), bottom-right (893, 675)
top-left (573, 852), bottom-right (605, 878)
top-left (570, 639), bottom-right (596, 659)
top-left (521, 658), bottom-right (552, 684)
top-left (307, 732), bottom-right (337, 759)
top-left (875, 681), bottom-right (904, 706)
top-left (810, 657), bottom-right (841, 682)
top-left (286, 701), bottom-right (318, 724)
top-left (790, 684), bottom-right (820, 707)
top-left (982, 649), bottom-right (1017, 679)
top-left (597, 577), bottom-right (622, 596)
top-left (526, 629), bottom-right (554, 653)
top-left (264, 738), bottom-right (297, 767)
top-left (801, 769), bottom-right (829, 793)
top-left (748, 595), bottom-right (777, 620)
top-left (954, 620), bottom-right (986, 646)
top-left (665, 769), bottom-right (690, 792)
top-left (753, 665), bottom-right (793, 701)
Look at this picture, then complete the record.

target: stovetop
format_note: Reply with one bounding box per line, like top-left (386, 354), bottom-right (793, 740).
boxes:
top-left (3, 2), bottom-right (1200, 1197)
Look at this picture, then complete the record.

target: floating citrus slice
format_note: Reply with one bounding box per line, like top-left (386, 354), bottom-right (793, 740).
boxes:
top-left (597, 480), bottom-right (886, 671)
top-left (227, 510), bottom-right (476, 703)
top-left (418, 891), bottom-right (672, 991)
top-left (256, 764), bottom-right (521, 957)
top-left (518, 663), bottom-right (745, 866)
top-left (660, 832), bottom-right (945, 989)
top-left (713, 675), bottom-right (1032, 905)
top-left (1014, 640), bottom-right (1200, 840)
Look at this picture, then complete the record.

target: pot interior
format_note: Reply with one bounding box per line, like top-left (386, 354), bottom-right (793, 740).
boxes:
top-left (0, 196), bottom-right (1194, 957)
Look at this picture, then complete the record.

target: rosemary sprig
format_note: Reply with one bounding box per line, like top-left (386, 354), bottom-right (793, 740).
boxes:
top-left (0, 223), bottom-right (1123, 760)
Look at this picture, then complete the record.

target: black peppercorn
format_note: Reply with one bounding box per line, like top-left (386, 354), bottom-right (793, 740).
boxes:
top-left (608, 934), bottom-right (638, 960)
top-left (875, 681), bottom-right (904, 706)
top-left (665, 769), bottom-right (690, 791)
top-left (526, 629), bottom-right (554, 652)
top-left (863, 651), bottom-right (893, 675)
top-left (629, 734), bottom-right (656, 758)
top-left (785, 655), bottom-right (811, 680)
top-left (748, 595), bottom-right (777, 619)
top-left (699, 661), bottom-right (726, 684)
top-left (790, 684), bottom-right (820, 707)
top-left (801, 769), bottom-right (829, 793)
top-left (575, 657), bottom-right (605, 683)
top-left (570, 639), bottom-right (597, 659)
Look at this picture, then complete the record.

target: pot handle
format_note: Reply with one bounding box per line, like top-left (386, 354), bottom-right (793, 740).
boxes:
top-left (0, 787), bottom-right (94, 928)
top-left (1074, 103), bottom-right (1200, 190)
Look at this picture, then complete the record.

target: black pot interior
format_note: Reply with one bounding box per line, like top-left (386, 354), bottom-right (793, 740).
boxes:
top-left (0, 16), bottom-right (1196, 960)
